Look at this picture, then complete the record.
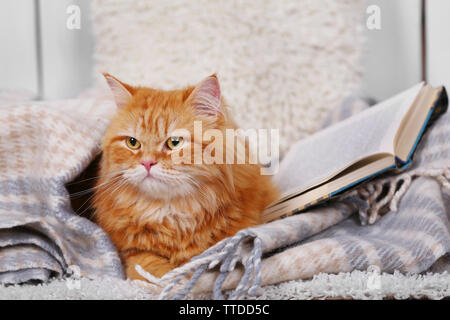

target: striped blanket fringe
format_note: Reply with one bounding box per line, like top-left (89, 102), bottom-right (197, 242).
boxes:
top-left (346, 166), bottom-right (450, 225)
top-left (136, 229), bottom-right (263, 299)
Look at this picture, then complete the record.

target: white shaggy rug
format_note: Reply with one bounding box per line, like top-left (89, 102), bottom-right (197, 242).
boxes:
top-left (91, 0), bottom-right (364, 156)
top-left (2, 270), bottom-right (448, 300)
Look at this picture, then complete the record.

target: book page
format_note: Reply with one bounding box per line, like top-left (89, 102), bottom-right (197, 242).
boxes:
top-left (274, 83), bottom-right (424, 197)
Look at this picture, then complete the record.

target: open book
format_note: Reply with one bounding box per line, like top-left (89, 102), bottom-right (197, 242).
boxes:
top-left (263, 82), bottom-right (448, 222)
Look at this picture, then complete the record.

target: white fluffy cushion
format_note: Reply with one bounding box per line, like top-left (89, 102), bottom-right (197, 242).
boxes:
top-left (92, 0), bottom-right (363, 155)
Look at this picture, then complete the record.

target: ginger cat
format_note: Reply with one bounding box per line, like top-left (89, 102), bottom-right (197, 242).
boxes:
top-left (93, 74), bottom-right (279, 279)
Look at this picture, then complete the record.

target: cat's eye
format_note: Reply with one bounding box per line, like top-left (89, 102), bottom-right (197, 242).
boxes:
top-left (166, 136), bottom-right (184, 150)
top-left (126, 136), bottom-right (141, 150)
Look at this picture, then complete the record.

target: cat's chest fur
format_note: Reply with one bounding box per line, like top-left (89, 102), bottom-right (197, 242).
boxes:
top-left (136, 200), bottom-right (198, 232)
top-left (126, 194), bottom-right (211, 235)
top-left (112, 195), bottom-right (225, 264)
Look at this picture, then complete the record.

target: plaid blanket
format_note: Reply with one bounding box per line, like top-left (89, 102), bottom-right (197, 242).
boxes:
top-left (0, 94), bottom-right (448, 300)
top-left (0, 98), bottom-right (124, 283)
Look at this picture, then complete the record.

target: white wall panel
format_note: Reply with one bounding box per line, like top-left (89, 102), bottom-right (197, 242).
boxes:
top-left (0, 0), bottom-right (38, 96)
top-left (39, 0), bottom-right (94, 99)
top-left (426, 0), bottom-right (450, 90)
top-left (2, 1), bottom-right (447, 102)
top-left (361, 0), bottom-right (422, 102)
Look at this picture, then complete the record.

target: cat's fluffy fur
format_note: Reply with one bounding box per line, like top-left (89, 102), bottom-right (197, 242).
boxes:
top-left (94, 74), bottom-right (279, 279)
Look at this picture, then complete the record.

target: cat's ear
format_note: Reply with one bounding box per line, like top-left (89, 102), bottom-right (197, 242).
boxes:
top-left (188, 74), bottom-right (222, 118)
top-left (103, 73), bottom-right (134, 109)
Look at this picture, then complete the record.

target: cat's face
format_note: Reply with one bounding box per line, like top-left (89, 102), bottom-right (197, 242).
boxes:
top-left (101, 74), bottom-right (226, 200)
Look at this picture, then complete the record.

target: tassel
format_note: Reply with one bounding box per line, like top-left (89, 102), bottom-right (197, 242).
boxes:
top-left (135, 231), bottom-right (258, 300)
top-left (349, 166), bottom-right (450, 226)
top-left (389, 175), bottom-right (412, 212)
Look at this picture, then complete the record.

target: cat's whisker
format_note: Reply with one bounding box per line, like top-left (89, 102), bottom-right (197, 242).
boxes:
top-left (69, 175), bottom-right (124, 198)
top-left (174, 174), bottom-right (209, 202)
top-left (77, 185), bottom-right (119, 216)
top-left (86, 179), bottom-right (131, 217)
top-left (68, 169), bottom-right (127, 185)
top-left (67, 169), bottom-right (128, 186)
top-left (76, 178), bottom-right (124, 215)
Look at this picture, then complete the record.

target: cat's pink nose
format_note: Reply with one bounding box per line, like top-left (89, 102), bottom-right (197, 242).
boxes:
top-left (141, 160), bottom-right (156, 172)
